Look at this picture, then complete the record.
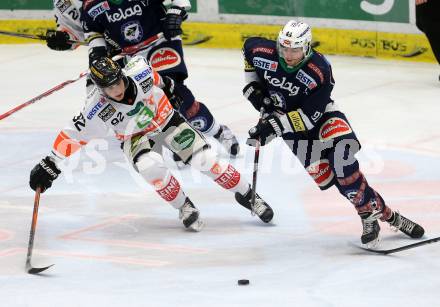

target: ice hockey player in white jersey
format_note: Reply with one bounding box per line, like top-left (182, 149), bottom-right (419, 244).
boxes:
top-left (46, 0), bottom-right (84, 51)
top-left (29, 56), bottom-right (274, 231)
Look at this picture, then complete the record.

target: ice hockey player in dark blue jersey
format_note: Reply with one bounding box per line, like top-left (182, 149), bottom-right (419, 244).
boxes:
top-left (81, 0), bottom-right (239, 157)
top-left (242, 20), bottom-right (425, 246)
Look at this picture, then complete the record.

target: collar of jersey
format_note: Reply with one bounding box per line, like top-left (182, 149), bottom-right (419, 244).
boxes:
top-left (279, 50), bottom-right (314, 73)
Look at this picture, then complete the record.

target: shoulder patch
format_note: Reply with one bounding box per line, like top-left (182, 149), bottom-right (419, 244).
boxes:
top-left (251, 47), bottom-right (275, 55)
top-left (307, 62), bottom-right (325, 84)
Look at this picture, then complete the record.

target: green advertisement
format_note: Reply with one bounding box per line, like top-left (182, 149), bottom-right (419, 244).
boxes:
top-left (0, 0), bottom-right (197, 12)
top-left (219, 0), bottom-right (409, 23)
top-left (0, 0), bottom-right (52, 10)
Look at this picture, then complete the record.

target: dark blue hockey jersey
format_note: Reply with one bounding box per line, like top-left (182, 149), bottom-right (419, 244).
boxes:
top-left (81, 0), bottom-right (166, 49)
top-left (243, 37), bottom-right (336, 129)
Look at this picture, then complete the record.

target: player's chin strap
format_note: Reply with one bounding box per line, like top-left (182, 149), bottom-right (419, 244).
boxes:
top-left (250, 107), bottom-right (266, 215)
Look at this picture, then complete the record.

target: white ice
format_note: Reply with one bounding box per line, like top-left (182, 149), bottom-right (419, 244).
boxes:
top-left (1, 45), bottom-right (440, 307)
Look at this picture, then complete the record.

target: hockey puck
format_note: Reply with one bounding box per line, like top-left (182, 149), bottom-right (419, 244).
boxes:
top-left (237, 279), bottom-right (250, 285)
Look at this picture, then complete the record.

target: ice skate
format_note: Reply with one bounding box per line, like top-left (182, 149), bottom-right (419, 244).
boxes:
top-left (387, 211), bottom-right (424, 239)
top-left (179, 198), bottom-right (204, 232)
top-left (213, 124), bottom-right (240, 157)
top-left (359, 211), bottom-right (382, 247)
top-left (235, 188), bottom-right (274, 223)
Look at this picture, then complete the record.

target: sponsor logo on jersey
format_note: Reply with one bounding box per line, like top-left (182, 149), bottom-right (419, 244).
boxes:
top-left (319, 117), bottom-right (352, 141)
top-left (121, 20), bottom-right (143, 43)
top-left (306, 159), bottom-right (334, 188)
top-left (307, 62), bottom-right (324, 83)
top-left (88, 1), bottom-right (110, 19)
top-left (214, 164), bottom-right (241, 190)
top-left (171, 129), bottom-right (196, 151)
top-left (244, 58), bottom-right (255, 72)
top-left (150, 48), bottom-right (181, 71)
top-left (87, 100), bottom-right (105, 120)
top-left (98, 103), bottom-right (116, 122)
top-left (210, 163), bottom-right (223, 175)
top-left (252, 57), bottom-right (278, 72)
top-left (287, 111), bottom-right (306, 132)
top-left (263, 71), bottom-right (299, 96)
top-left (55, 0), bottom-right (72, 14)
top-left (252, 47), bottom-right (275, 55)
top-left (134, 68), bottom-right (152, 82)
top-left (106, 4), bottom-right (143, 23)
top-left (189, 116), bottom-right (208, 131)
top-left (296, 69), bottom-right (317, 90)
top-left (157, 176), bottom-right (180, 202)
top-left (139, 78), bottom-right (153, 94)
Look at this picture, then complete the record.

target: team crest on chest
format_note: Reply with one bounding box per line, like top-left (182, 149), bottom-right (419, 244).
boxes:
top-left (121, 20), bottom-right (143, 43)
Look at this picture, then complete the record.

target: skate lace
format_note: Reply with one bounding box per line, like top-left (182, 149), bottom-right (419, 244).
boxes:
top-left (362, 219), bottom-right (376, 235)
top-left (253, 198), bottom-right (268, 216)
top-left (179, 203), bottom-right (196, 220)
top-left (399, 217), bottom-right (416, 234)
top-left (389, 212), bottom-right (415, 234)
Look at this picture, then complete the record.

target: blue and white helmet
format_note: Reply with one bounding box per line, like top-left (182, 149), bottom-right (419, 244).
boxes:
top-left (277, 20), bottom-right (312, 59)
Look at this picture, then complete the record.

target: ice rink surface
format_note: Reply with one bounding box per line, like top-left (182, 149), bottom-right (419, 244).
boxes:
top-left (1, 45), bottom-right (439, 307)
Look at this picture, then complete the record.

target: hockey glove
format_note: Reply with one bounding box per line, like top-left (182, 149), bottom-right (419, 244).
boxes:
top-left (246, 115), bottom-right (283, 147)
top-left (242, 82), bottom-right (275, 113)
top-left (46, 29), bottom-right (72, 51)
top-left (162, 76), bottom-right (183, 109)
top-left (163, 6), bottom-right (188, 40)
top-left (29, 156), bottom-right (61, 192)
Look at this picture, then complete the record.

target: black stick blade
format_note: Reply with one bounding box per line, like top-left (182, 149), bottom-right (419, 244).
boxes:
top-left (27, 264), bottom-right (54, 275)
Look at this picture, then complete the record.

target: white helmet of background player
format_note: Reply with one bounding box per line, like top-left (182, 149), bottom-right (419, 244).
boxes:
top-left (277, 20), bottom-right (312, 68)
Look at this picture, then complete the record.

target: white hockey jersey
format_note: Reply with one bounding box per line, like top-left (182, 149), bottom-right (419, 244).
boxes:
top-left (53, 0), bottom-right (84, 49)
top-left (52, 56), bottom-right (175, 159)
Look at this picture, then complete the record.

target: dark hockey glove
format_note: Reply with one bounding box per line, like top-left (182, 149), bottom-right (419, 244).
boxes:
top-left (162, 76), bottom-right (183, 109)
top-left (163, 6), bottom-right (188, 40)
top-left (246, 115), bottom-right (283, 147)
top-left (243, 82), bottom-right (275, 113)
top-left (29, 156), bottom-right (61, 193)
top-left (46, 29), bottom-right (72, 51)
top-left (88, 46), bottom-right (108, 66)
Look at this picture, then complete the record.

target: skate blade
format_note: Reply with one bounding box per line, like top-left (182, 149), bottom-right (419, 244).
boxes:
top-left (365, 235), bottom-right (381, 249)
top-left (188, 219), bottom-right (205, 232)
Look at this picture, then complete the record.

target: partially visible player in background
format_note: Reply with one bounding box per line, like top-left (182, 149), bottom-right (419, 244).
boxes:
top-left (416, 0), bottom-right (440, 81)
top-left (80, 0), bottom-right (240, 157)
top-left (46, 0), bottom-right (83, 51)
top-left (241, 20), bottom-right (424, 246)
top-left (28, 56), bottom-right (274, 232)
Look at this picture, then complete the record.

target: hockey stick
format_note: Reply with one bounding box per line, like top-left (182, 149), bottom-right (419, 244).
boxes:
top-left (356, 236), bottom-right (440, 255)
top-left (0, 33), bottom-right (164, 121)
top-left (250, 107), bottom-right (265, 215)
top-left (0, 71), bottom-right (88, 121)
top-left (0, 29), bottom-right (87, 45)
top-left (26, 187), bottom-right (54, 274)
